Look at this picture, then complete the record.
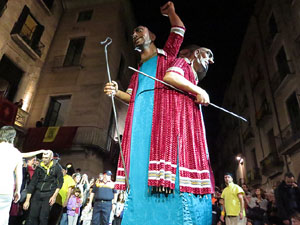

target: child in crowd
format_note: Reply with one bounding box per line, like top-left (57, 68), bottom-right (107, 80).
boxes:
top-left (80, 197), bottom-right (93, 225)
top-left (112, 192), bottom-right (125, 225)
top-left (67, 188), bottom-right (82, 225)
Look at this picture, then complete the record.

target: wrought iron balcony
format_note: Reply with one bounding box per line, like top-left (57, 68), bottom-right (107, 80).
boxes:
top-left (260, 152), bottom-right (284, 177)
top-left (73, 126), bottom-right (109, 151)
top-left (276, 123), bottom-right (300, 155)
top-left (14, 108), bottom-right (29, 127)
top-left (11, 23), bottom-right (45, 60)
top-left (23, 126), bottom-right (110, 153)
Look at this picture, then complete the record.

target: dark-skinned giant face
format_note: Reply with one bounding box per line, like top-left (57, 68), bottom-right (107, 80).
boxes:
top-left (132, 26), bottom-right (156, 51)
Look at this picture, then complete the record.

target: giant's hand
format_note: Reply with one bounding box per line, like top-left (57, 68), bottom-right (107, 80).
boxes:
top-left (104, 81), bottom-right (118, 96)
top-left (195, 88), bottom-right (210, 106)
top-left (160, 1), bottom-right (175, 17)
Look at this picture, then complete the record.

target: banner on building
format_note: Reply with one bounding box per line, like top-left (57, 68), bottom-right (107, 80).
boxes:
top-left (43, 126), bottom-right (60, 142)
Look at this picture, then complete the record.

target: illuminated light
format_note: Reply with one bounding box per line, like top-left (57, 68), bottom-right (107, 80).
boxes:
top-left (236, 156), bottom-right (241, 161)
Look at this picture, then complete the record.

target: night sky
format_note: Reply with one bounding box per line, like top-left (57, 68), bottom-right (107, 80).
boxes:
top-left (129, 0), bottom-right (256, 161)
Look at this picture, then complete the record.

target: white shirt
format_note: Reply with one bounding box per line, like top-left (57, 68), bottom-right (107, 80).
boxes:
top-left (0, 142), bottom-right (23, 196)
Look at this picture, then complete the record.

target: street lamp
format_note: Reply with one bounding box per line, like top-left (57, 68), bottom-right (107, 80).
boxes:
top-left (236, 155), bottom-right (244, 164)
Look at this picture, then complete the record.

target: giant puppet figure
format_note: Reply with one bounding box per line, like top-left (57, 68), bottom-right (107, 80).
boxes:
top-left (104, 2), bottom-right (214, 225)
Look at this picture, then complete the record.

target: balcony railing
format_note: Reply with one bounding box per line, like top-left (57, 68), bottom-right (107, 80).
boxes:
top-left (11, 24), bottom-right (45, 59)
top-left (276, 123), bottom-right (300, 155)
top-left (73, 126), bottom-right (109, 151)
top-left (23, 126), bottom-right (111, 152)
top-left (255, 100), bottom-right (272, 126)
top-left (260, 152), bottom-right (284, 177)
top-left (247, 167), bottom-right (262, 186)
top-left (14, 108), bottom-right (29, 127)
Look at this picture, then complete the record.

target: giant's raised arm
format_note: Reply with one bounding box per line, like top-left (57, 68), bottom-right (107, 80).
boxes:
top-left (160, 1), bottom-right (184, 28)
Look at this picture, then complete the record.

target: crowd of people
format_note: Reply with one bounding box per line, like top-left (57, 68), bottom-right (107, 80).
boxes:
top-left (0, 125), bottom-right (124, 225)
top-left (212, 172), bottom-right (300, 225)
top-left (16, 155), bottom-right (124, 225)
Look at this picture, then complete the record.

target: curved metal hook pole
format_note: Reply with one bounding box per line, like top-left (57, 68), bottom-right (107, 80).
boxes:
top-left (100, 37), bottom-right (130, 191)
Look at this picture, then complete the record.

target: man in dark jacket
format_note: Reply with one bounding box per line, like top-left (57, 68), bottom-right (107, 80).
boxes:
top-left (23, 150), bottom-right (63, 225)
top-left (275, 172), bottom-right (300, 225)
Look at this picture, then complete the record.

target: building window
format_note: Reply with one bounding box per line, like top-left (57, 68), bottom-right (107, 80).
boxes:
top-left (77, 10), bottom-right (93, 22)
top-left (286, 92), bottom-right (300, 132)
top-left (0, 55), bottom-right (23, 101)
top-left (276, 47), bottom-right (291, 80)
top-left (42, 0), bottom-right (54, 10)
top-left (11, 6), bottom-right (44, 56)
top-left (268, 13), bottom-right (278, 40)
top-left (44, 96), bottom-right (71, 126)
top-left (63, 37), bottom-right (85, 66)
top-left (0, 0), bottom-right (8, 17)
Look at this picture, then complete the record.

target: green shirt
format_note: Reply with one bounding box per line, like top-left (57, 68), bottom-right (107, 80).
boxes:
top-left (221, 183), bottom-right (245, 216)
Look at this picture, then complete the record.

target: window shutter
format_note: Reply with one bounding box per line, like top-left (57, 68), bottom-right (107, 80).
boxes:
top-left (11, 5), bottom-right (30, 35)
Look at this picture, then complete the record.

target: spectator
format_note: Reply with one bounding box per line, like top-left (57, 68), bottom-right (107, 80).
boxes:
top-left (35, 118), bottom-right (44, 128)
top-left (220, 172), bottom-right (246, 225)
top-left (80, 197), bottom-right (93, 225)
top-left (112, 192), bottom-right (125, 225)
top-left (247, 188), bottom-right (268, 225)
top-left (67, 188), bottom-right (82, 225)
top-left (14, 99), bottom-right (23, 108)
top-left (23, 150), bottom-right (63, 225)
top-left (212, 187), bottom-right (222, 225)
top-left (275, 172), bottom-right (300, 225)
top-left (0, 126), bottom-right (23, 225)
top-left (99, 173), bottom-right (104, 182)
top-left (73, 173), bottom-right (84, 195)
top-left (79, 174), bottom-right (90, 206)
top-left (53, 152), bottom-right (60, 163)
top-left (291, 212), bottom-right (300, 225)
top-left (66, 163), bottom-right (75, 176)
top-left (48, 165), bottom-right (75, 225)
top-left (88, 170), bottom-right (117, 225)
top-left (265, 192), bottom-right (281, 225)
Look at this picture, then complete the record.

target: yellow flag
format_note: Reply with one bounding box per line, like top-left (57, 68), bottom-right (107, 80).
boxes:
top-left (43, 127), bottom-right (60, 142)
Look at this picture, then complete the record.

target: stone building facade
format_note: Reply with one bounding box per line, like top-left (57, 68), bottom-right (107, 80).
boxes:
top-left (0, 0), bottom-right (136, 177)
top-left (215, 0), bottom-right (300, 190)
